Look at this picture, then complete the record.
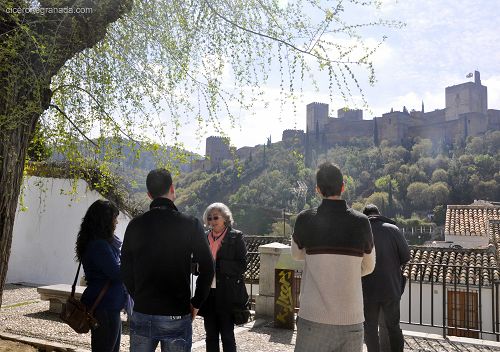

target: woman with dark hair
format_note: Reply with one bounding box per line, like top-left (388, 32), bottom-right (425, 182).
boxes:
top-left (199, 202), bottom-right (248, 352)
top-left (76, 199), bottom-right (127, 352)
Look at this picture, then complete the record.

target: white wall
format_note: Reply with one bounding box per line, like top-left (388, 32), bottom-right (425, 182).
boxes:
top-left (446, 234), bottom-right (489, 249)
top-left (400, 282), bottom-right (498, 341)
top-left (6, 176), bottom-right (130, 286)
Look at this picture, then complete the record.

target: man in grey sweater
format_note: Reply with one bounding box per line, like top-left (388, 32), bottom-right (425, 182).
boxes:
top-left (292, 162), bottom-right (375, 352)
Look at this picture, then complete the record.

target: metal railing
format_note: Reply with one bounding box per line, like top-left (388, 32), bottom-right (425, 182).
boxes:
top-left (403, 263), bottom-right (500, 341)
top-left (283, 263), bottom-right (499, 341)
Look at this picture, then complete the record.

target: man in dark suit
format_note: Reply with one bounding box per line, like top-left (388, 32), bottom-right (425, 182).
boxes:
top-left (362, 204), bottom-right (411, 352)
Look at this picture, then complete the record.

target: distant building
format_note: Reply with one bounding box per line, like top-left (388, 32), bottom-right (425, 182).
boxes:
top-left (199, 71), bottom-right (500, 170)
top-left (401, 200), bottom-right (500, 340)
top-left (282, 71), bottom-right (500, 165)
top-left (205, 136), bottom-right (231, 170)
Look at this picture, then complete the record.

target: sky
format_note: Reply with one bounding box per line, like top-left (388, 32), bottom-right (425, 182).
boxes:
top-left (173, 0), bottom-right (500, 155)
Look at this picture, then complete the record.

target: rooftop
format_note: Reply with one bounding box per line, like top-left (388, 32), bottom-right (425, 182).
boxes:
top-left (445, 201), bottom-right (500, 237)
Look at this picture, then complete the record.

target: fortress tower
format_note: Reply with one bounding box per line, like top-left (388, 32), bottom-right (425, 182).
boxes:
top-left (306, 102), bottom-right (329, 133)
top-left (206, 136), bottom-right (231, 170)
top-left (445, 71), bottom-right (487, 121)
top-left (338, 108), bottom-right (363, 121)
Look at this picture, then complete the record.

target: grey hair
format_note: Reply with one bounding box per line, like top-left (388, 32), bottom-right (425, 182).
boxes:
top-left (203, 202), bottom-right (234, 227)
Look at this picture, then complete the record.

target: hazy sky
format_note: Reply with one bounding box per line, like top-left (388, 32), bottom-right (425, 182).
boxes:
top-left (175, 0), bottom-right (500, 155)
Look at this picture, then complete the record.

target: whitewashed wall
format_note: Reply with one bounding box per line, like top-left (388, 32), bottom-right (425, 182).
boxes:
top-left (6, 176), bottom-right (130, 286)
top-left (400, 282), bottom-right (498, 341)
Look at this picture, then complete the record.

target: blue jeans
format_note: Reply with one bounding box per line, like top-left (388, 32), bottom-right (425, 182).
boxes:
top-left (295, 317), bottom-right (363, 352)
top-left (129, 311), bottom-right (192, 352)
top-left (91, 309), bottom-right (122, 352)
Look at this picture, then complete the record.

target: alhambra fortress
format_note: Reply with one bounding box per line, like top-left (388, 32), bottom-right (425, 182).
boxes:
top-left (198, 71), bottom-right (500, 170)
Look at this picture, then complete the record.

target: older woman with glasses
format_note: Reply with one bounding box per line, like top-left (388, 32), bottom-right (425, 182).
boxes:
top-left (198, 202), bottom-right (247, 352)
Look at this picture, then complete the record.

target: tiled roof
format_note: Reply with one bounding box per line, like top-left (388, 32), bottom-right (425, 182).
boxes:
top-left (404, 246), bottom-right (500, 285)
top-left (488, 220), bottom-right (500, 260)
top-left (244, 236), bottom-right (290, 281)
top-left (407, 202), bottom-right (500, 285)
top-left (445, 203), bottom-right (500, 236)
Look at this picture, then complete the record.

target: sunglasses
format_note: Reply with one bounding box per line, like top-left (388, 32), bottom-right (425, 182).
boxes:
top-left (207, 216), bottom-right (220, 221)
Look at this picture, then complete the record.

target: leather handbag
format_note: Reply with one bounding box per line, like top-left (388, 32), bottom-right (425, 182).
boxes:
top-left (232, 277), bottom-right (251, 325)
top-left (60, 262), bottom-right (110, 334)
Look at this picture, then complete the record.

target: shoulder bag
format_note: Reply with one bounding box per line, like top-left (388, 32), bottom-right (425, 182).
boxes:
top-left (60, 262), bottom-right (110, 334)
top-left (232, 277), bottom-right (251, 325)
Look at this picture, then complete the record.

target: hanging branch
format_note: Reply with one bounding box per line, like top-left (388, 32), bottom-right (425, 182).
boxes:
top-left (49, 103), bottom-right (98, 148)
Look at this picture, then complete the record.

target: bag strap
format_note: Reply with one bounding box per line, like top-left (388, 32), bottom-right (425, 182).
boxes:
top-left (71, 261), bottom-right (111, 313)
top-left (89, 281), bottom-right (111, 315)
top-left (70, 262), bottom-right (82, 298)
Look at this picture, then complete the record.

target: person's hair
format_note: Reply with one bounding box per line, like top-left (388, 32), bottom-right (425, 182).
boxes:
top-left (203, 202), bottom-right (234, 227)
top-left (75, 200), bottom-right (119, 261)
top-left (146, 168), bottom-right (173, 199)
top-left (363, 204), bottom-right (380, 216)
top-left (316, 162), bottom-right (343, 197)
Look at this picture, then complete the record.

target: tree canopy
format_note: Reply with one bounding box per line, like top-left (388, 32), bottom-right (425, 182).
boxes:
top-left (0, 0), bottom-right (400, 305)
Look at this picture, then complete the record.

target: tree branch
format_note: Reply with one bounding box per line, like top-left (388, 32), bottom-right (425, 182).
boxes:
top-left (51, 84), bottom-right (140, 145)
top-left (49, 103), bottom-right (98, 148)
top-left (203, 0), bottom-right (354, 65)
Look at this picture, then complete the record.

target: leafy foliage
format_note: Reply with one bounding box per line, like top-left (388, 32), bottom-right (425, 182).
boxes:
top-left (170, 131), bottom-right (499, 234)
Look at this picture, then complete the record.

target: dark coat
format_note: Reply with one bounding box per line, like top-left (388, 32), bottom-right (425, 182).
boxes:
top-left (199, 227), bottom-right (247, 314)
top-left (81, 237), bottom-right (127, 311)
top-left (362, 215), bottom-right (411, 302)
top-left (121, 197), bottom-right (214, 315)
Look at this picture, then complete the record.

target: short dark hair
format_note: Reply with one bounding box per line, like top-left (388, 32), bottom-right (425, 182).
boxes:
top-left (146, 169), bottom-right (173, 199)
top-left (363, 204), bottom-right (380, 216)
top-left (316, 162), bottom-right (343, 197)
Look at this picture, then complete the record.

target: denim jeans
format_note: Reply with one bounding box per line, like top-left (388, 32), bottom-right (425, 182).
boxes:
top-left (91, 309), bottom-right (122, 352)
top-left (363, 300), bottom-right (404, 352)
top-left (295, 317), bottom-right (364, 352)
top-left (129, 311), bottom-right (192, 352)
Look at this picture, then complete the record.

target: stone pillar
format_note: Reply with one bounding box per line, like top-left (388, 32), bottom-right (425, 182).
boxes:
top-left (256, 242), bottom-right (303, 317)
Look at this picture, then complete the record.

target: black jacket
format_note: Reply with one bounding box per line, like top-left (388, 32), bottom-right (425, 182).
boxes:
top-left (200, 227), bottom-right (247, 314)
top-left (362, 215), bottom-right (411, 302)
top-left (121, 197), bottom-right (214, 315)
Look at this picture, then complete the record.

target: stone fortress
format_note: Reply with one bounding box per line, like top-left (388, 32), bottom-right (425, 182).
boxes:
top-left (201, 71), bottom-right (500, 170)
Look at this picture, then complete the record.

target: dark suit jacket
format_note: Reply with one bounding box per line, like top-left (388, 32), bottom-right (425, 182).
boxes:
top-left (362, 215), bottom-right (411, 302)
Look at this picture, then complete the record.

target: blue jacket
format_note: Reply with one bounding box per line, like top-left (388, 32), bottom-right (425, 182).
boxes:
top-left (81, 237), bottom-right (127, 311)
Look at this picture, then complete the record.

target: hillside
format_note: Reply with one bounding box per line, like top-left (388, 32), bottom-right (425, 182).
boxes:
top-left (174, 132), bottom-right (500, 236)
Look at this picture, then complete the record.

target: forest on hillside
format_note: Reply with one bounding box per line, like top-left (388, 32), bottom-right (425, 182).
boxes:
top-left (28, 128), bottom-right (499, 237)
top-left (173, 131), bottom-right (500, 236)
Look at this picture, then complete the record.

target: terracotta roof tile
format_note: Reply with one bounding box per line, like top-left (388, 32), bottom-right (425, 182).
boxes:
top-left (405, 243), bottom-right (499, 285)
top-left (445, 203), bottom-right (500, 237)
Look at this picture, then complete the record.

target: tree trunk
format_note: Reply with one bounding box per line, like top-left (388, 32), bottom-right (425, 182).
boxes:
top-left (0, 115), bottom-right (39, 307)
top-left (0, 0), bottom-right (132, 306)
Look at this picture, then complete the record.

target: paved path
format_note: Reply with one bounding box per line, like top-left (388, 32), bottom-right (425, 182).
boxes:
top-left (2, 284), bottom-right (500, 351)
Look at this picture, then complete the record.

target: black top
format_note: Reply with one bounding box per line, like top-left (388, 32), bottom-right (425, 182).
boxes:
top-left (293, 199), bottom-right (374, 257)
top-left (121, 197), bottom-right (214, 315)
top-left (362, 215), bottom-right (411, 302)
top-left (214, 228), bottom-right (247, 311)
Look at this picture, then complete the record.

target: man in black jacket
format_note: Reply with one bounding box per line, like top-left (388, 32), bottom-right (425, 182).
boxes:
top-left (121, 169), bottom-right (214, 352)
top-left (362, 204), bottom-right (411, 352)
